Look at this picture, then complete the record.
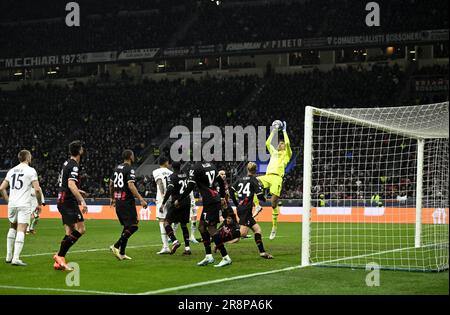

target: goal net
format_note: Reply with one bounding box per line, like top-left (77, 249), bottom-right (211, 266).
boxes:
top-left (301, 102), bottom-right (449, 272)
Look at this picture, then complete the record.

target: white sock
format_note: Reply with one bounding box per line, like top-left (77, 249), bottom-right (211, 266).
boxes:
top-left (6, 228), bottom-right (16, 260)
top-left (13, 231), bottom-right (25, 261)
top-left (185, 246), bottom-right (190, 251)
top-left (206, 254), bottom-right (213, 259)
top-left (224, 255), bottom-right (231, 260)
top-left (172, 223), bottom-right (179, 234)
top-left (159, 222), bottom-right (169, 249)
top-left (190, 222), bottom-right (197, 238)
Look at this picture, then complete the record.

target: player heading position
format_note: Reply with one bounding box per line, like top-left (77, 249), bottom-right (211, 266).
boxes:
top-left (175, 161), bottom-right (228, 267)
top-left (254, 121), bottom-right (292, 240)
top-left (230, 162), bottom-right (273, 259)
top-left (109, 149), bottom-right (147, 260)
top-left (161, 161), bottom-right (192, 255)
top-left (153, 156), bottom-right (173, 254)
top-left (0, 150), bottom-right (43, 266)
top-left (53, 140), bottom-right (88, 271)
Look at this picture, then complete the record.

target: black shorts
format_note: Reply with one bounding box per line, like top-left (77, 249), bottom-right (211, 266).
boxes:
top-left (166, 203), bottom-right (190, 224)
top-left (237, 206), bottom-right (256, 228)
top-left (57, 202), bottom-right (84, 226)
top-left (115, 201), bottom-right (138, 226)
top-left (200, 202), bottom-right (221, 226)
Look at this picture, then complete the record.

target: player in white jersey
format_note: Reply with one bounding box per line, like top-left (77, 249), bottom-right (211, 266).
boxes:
top-left (26, 189), bottom-right (45, 234)
top-left (152, 157), bottom-right (173, 254)
top-left (0, 150), bottom-right (43, 266)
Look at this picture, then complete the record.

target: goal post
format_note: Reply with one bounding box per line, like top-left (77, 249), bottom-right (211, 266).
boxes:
top-left (301, 102), bottom-right (449, 272)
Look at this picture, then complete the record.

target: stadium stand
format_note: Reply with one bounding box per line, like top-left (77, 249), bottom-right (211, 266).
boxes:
top-left (2, 64), bottom-right (447, 199)
top-left (1, 0), bottom-right (447, 57)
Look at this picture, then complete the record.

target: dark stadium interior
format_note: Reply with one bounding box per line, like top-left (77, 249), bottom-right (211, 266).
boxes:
top-left (0, 0), bottom-right (448, 202)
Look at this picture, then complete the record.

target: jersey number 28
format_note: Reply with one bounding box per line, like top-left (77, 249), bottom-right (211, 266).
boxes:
top-left (113, 172), bottom-right (124, 188)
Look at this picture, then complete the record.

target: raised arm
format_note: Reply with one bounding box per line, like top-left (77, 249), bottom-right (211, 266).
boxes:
top-left (266, 129), bottom-right (276, 155)
top-left (283, 130), bottom-right (293, 160)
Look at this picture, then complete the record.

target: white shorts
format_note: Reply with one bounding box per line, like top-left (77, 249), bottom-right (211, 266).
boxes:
top-left (8, 206), bottom-right (32, 225)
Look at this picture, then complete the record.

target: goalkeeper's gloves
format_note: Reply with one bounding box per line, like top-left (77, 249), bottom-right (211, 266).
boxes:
top-left (282, 121), bottom-right (287, 132)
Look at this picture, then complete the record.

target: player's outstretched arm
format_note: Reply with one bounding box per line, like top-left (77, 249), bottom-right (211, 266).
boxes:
top-left (0, 180), bottom-right (9, 202)
top-left (128, 181), bottom-right (147, 208)
top-left (266, 128), bottom-right (276, 154)
top-left (282, 122), bottom-right (293, 159)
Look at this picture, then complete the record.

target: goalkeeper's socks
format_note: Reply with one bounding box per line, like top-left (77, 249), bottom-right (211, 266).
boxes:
top-left (164, 224), bottom-right (177, 243)
top-left (272, 206), bottom-right (279, 229)
top-left (254, 233), bottom-right (266, 253)
top-left (58, 230), bottom-right (82, 257)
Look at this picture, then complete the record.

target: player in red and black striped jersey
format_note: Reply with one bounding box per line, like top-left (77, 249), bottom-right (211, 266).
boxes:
top-left (53, 140), bottom-right (89, 271)
top-left (109, 149), bottom-right (147, 260)
top-left (175, 161), bottom-right (229, 267)
top-left (230, 162), bottom-right (273, 259)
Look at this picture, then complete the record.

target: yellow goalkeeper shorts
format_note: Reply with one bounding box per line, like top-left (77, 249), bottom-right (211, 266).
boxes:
top-left (258, 174), bottom-right (283, 197)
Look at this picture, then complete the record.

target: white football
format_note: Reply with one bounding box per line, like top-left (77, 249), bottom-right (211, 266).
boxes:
top-left (272, 120), bottom-right (283, 130)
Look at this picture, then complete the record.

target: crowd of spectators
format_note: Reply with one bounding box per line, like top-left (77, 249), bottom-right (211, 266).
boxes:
top-left (0, 9), bottom-right (188, 58)
top-left (1, 0), bottom-right (447, 58)
top-left (0, 0), bottom-right (190, 22)
top-left (2, 63), bottom-right (445, 201)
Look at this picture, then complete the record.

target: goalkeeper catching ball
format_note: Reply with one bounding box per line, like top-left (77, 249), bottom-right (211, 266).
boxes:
top-left (254, 120), bottom-right (292, 240)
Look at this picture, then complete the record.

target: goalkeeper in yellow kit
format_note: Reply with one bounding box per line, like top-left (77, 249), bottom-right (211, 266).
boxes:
top-left (254, 121), bottom-right (292, 240)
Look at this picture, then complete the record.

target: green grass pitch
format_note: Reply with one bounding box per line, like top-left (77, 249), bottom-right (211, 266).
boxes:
top-left (0, 219), bottom-right (447, 295)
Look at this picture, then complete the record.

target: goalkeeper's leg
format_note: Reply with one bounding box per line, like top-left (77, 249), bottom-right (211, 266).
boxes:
top-left (269, 194), bottom-right (280, 240)
top-left (253, 176), bottom-right (269, 217)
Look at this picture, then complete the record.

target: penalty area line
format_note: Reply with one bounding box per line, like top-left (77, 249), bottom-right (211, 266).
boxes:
top-left (0, 243), bottom-right (162, 259)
